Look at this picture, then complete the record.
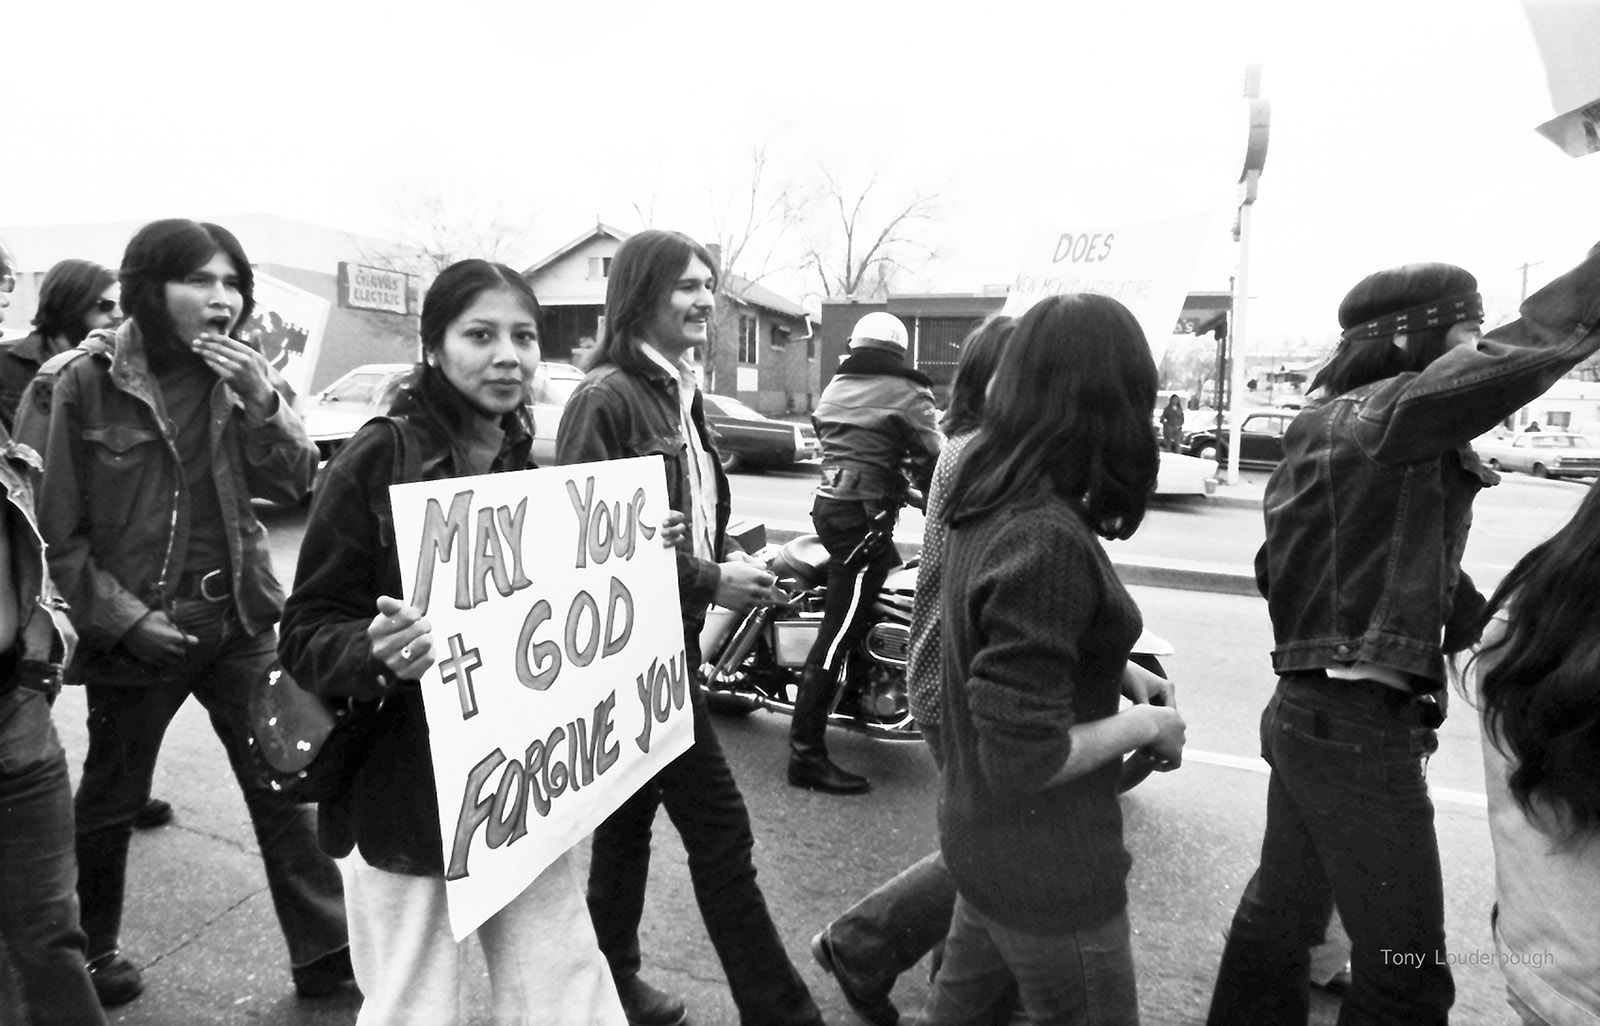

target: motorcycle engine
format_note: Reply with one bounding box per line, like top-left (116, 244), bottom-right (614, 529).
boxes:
top-left (862, 622), bottom-right (910, 667)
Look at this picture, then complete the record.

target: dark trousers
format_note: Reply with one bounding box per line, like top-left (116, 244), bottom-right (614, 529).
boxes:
top-left (73, 598), bottom-right (347, 969)
top-left (586, 681), bottom-right (821, 1026)
top-left (804, 497), bottom-right (901, 679)
top-left (1206, 675), bottom-right (1453, 1026)
top-left (0, 685), bottom-right (106, 1026)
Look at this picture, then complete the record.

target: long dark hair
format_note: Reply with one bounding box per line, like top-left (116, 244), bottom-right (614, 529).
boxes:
top-left (1469, 482), bottom-right (1600, 843)
top-left (943, 294), bottom-right (1158, 540)
top-left (33, 259), bottom-right (116, 343)
top-left (120, 219), bottom-right (255, 346)
top-left (419, 260), bottom-right (542, 354)
top-left (590, 230), bottom-right (717, 376)
top-left (941, 315), bottom-right (1014, 436)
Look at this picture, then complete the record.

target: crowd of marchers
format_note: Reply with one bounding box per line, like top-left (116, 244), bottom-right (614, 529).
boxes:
top-left (1, 219), bottom-right (1598, 1026)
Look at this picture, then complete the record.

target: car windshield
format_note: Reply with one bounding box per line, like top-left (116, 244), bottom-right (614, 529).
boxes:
top-left (705, 395), bottom-right (765, 421)
top-left (321, 371), bottom-right (392, 404)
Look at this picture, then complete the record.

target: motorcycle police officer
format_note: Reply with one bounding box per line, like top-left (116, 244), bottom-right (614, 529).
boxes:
top-left (792, 312), bottom-right (942, 794)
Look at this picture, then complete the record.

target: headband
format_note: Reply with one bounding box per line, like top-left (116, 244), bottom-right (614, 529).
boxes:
top-left (1340, 292), bottom-right (1484, 343)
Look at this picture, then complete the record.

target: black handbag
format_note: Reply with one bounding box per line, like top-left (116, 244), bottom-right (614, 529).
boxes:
top-left (247, 660), bottom-right (381, 802)
top-left (248, 415), bottom-right (420, 803)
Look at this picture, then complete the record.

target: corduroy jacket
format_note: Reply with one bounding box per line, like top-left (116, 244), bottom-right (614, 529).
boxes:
top-left (1256, 241), bottom-right (1600, 688)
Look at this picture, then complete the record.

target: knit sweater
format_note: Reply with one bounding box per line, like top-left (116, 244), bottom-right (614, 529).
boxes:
top-left (930, 491), bottom-right (1141, 933)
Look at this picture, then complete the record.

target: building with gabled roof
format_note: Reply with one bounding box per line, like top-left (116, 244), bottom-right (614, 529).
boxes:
top-left (522, 223), bottom-right (819, 416)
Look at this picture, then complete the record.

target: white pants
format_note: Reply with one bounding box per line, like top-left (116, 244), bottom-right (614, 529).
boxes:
top-left (339, 850), bottom-right (626, 1026)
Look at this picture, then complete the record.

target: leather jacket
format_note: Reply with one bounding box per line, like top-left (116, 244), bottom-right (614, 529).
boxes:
top-left (0, 331), bottom-right (70, 432)
top-left (1256, 242), bottom-right (1600, 688)
top-left (813, 349), bottom-right (942, 502)
top-left (16, 322), bottom-right (315, 686)
top-left (279, 367), bottom-right (534, 874)
top-left (556, 358), bottom-right (734, 639)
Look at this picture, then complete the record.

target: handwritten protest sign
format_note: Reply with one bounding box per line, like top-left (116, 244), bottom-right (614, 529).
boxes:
top-left (1003, 213), bottom-right (1215, 366)
top-left (389, 455), bottom-right (692, 940)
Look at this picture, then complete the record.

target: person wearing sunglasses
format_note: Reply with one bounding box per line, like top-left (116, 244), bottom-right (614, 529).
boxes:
top-left (0, 259), bottom-right (121, 432)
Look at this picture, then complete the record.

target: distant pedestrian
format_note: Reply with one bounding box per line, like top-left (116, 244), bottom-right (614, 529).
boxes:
top-left (1160, 393), bottom-right (1186, 452)
top-left (558, 228), bottom-right (822, 1026)
top-left (0, 237), bottom-right (107, 1026)
top-left (1207, 243), bottom-right (1600, 1026)
top-left (281, 259), bottom-right (637, 1025)
top-left (1525, 419), bottom-right (1542, 432)
top-left (919, 294), bottom-right (1186, 1025)
top-left (1465, 480), bottom-right (1600, 1025)
top-left (17, 218), bottom-right (351, 1008)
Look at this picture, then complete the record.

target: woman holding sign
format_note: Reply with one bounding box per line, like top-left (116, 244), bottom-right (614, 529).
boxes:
top-left (280, 260), bottom-right (668, 1025)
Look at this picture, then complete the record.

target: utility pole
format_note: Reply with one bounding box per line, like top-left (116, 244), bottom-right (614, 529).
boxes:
top-left (1226, 64), bottom-right (1270, 485)
top-left (1516, 260), bottom-right (1546, 302)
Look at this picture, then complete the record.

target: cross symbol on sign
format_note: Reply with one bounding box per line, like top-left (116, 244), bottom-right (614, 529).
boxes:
top-left (439, 633), bottom-right (483, 720)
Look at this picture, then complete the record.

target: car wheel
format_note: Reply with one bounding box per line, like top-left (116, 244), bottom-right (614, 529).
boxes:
top-left (719, 450), bottom-right (745, 474)
top-left (1486, 458), bottom-right (1500, 470)
top-left (1532, 463), bottom-right (1549, 478)
top-left (1197, 444), bottom-right (1218, 463)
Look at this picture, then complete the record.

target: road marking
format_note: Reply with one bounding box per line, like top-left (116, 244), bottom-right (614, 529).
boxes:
top-left (1185, 748), bottom-right (1488, 809)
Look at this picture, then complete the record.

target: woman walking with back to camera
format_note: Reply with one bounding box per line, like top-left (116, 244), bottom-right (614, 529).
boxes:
top-left (918, 293), bottom-right (1186, 1025)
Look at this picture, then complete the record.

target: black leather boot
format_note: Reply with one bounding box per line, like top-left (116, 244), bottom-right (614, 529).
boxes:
top-left (77, 828), bottom-right (143, 1007)
top-left (788, 666), bottom-right (870, 795)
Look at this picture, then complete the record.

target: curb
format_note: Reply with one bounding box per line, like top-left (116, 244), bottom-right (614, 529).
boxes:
top-left (757, 528), bottom-right (1260, 597)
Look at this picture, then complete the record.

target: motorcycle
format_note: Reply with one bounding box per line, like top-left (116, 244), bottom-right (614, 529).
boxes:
top-left (698, 510), bottom-right (1175, 791)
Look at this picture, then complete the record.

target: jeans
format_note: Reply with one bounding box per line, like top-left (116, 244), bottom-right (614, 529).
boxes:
top-left (921, 899), bottom-right (1138, 1026)
top-left (1206, 675), bottom-right (1452, 1026)
top-left (0, 686), bottom-right (106, 1026)
top-left (804, 497), bottom-right (901, 677)
top-left (587, 681), bottom-right (821, 1026)
top-left (341, 851), bottom-right (624, 1026)
top-left (828, 850), bottom-right (956, 991)
top-left (73, 597), bottom-right (348, 969)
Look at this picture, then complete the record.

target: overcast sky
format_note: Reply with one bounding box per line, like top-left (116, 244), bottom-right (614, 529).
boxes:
top-left (5, 0), bottom-right (1596, 351)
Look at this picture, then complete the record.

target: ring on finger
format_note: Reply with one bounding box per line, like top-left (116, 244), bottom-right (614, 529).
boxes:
top-left (400, 646), bottom-right (412, 660)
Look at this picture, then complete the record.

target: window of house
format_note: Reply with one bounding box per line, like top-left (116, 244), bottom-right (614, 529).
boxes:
top-left (737, 314), bottom-right (758, 364)
top-left (1548, 411), bottom-right (1572, 429)
top-left (587, 256), bottom-right (613, 280)
top-left (769, 323), bottom-right (789, 351)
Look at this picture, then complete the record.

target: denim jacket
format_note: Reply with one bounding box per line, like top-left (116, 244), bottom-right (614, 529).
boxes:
top-left (0, 428), bottom-right (75, 685)
top-left (556, 359), bottom-right (734, 640)
top-left (1256, 242), bottom-right (1600, 687)
top-left (14, 322), bottom-right (315, 685)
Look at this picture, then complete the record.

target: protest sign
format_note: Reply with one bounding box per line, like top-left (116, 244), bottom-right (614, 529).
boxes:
top-left (242, 272), bottom-right (330, 402)
top-left (1523, 0), bottom-right (1600, 157)
top-left (1003, 213), bottom-right (1215, 366)
top-left (389, 455), bottom-right (692, 940)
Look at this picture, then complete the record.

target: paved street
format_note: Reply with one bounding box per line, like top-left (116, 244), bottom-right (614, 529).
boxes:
top-left (45, 473), bottom-right (1573, 1025)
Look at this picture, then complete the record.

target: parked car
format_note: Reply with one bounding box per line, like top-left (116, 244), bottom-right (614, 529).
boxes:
top-left (300, 360), bottom-right (583, 464)
top-left (528, 361), bottom-right (584, 465)
top-left (1183, 409), bottom-right (1299, 469)
top-left (1154, 450), bottom-right (1218, 498)
top-left (1473, 431), bottom-right (1600, 479)
top-left (701, 393), bottom-right (820, 473)
top-left (299, 363), bottom-right (413, 462)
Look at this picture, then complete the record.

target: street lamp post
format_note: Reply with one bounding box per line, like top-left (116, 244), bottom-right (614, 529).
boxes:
top-left (1226, 64), bottom-right (1270, 485)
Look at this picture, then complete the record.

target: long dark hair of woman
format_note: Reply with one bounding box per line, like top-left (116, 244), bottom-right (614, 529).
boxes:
top-left (1470, 481), bottom-right (1600, 844)
top-left (940, 315), bottom-right (1014, 436)
top-left (943, 293), bottom-right (1158, 540)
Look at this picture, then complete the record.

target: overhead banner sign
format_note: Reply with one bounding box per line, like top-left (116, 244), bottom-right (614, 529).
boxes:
top-left (1004, 212), bottom-right (1216, 366)
top-left (1522, 0), bottom-right (1600, 156)
top-left (338, 261), bottom-right (414, 315)
top-left (242, 272), bottom-right (331, 403)
top-left (389, 456), bottom-right (692, 940)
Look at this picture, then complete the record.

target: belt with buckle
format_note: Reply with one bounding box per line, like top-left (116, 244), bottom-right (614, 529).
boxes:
top-left (176, 568), bottom-right (230, 603)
